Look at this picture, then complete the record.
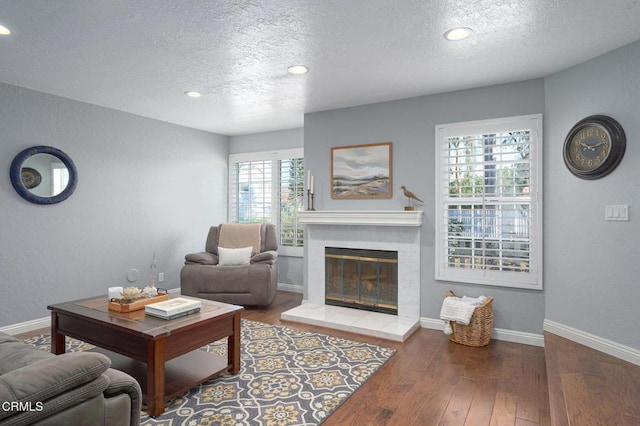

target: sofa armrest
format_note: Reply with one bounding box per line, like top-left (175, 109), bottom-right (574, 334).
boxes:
top-left (185, 252), bottom-right (218, 265)
top-left (251, 250), bottom-right (278, 265)
top-left (0, 352), bottom-right (110, 420)
top-left (103, 368), bottom-right (142, 426)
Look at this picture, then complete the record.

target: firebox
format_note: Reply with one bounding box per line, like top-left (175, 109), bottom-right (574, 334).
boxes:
top-left (325, 247), bottom-right (398, 315)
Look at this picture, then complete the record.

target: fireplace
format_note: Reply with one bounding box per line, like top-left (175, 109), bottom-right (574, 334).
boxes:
top-left (325, 247), bottom-right (398, 314)
top-left (281, 210), bottom-right (423, 341)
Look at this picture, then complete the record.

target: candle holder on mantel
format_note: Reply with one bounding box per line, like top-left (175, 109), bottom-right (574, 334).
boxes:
top-left (306, 189), bottom-right (316, 211)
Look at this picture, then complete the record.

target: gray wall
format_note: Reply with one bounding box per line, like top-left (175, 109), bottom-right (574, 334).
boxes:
top-left (544, 41), bottom-right (640, 349)
top-left (229, 128), bottom-right (304, 290)
top-left (0, 83), bottom-right (228, 326)
top-left (229, 127), bottom-right (303, 154)
top-left (304, 79), bottom-right (546, 334)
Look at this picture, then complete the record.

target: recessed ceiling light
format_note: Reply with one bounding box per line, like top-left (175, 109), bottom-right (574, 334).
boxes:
top-left (0, 25), bottom-right (11, 36)
top-left (444, 27), bottom-right (473, 41)
top-left (287, 65), bottom-right (308, 75)
top-left (184, 91), bottom-right (202, 98)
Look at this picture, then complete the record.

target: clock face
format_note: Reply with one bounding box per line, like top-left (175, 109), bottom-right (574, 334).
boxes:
top-left (563, 115), bottom-right (626, 180)
top-left (568, 124), bottom-right (610, 172)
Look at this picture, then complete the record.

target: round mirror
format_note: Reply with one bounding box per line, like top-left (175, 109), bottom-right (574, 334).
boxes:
top-left (10, 146), bottom-right (78, 204)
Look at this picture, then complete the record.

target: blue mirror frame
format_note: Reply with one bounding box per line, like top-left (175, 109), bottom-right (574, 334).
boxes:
top-left (10, 146), bottom-right (78, 205)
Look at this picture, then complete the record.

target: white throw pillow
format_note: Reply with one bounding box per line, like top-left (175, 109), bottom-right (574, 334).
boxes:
top-left (218, 246), bottom-right (253, 266)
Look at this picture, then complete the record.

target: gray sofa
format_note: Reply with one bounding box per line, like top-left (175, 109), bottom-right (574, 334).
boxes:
top-left (0, 331), bottom-right (141, 426)
top-left (180, 223), bottom-right (278, 306)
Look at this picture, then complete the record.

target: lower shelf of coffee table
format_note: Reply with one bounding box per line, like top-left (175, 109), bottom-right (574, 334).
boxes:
top-left (90, 347), bottom-right (230, 405)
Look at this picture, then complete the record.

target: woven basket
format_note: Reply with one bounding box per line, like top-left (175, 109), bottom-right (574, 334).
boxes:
top-left (445, 290), bottom-right (494, 347)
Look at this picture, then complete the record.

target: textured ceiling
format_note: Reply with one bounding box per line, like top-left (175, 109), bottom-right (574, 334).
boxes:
top-left (1, 0), bottom-right (640, 135)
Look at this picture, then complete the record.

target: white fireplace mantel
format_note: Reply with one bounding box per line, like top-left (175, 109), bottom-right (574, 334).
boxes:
top-left (298, 210), bottom-right (423, 227)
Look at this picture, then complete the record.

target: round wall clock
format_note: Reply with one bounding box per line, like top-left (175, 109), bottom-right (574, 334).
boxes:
top-left (563, 115), bottom-right (626, 180)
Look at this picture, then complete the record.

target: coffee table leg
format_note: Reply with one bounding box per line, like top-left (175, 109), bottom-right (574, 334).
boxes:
top-left (50, 313), bottom-right (65, 355)
top-left (147, 339), bottom-right (166, 417)
top-left (228, 310), bottom-right (241, 374)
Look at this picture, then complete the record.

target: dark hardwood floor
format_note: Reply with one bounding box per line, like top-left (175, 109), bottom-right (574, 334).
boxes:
top-left (242, 291), bottom-right (551, 426)
top-left (16, 291), bottom-right (640, 425)
top-left (544, 332), bottom-right (640, 426)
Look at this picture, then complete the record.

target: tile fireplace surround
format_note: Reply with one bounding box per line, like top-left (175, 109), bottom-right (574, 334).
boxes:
top-left (281, 210), bottom-right (423, 342)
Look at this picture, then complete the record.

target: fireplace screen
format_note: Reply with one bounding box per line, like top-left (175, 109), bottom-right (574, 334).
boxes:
top-left (325, 247), bottom-right (398, 315)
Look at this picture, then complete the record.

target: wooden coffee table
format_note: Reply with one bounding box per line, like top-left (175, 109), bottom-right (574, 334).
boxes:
top-left (48, 295), bottom-right (243, 417)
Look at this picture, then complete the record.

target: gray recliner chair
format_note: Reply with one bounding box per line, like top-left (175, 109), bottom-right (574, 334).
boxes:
top-left (180, 223), bottom-right (278, 306)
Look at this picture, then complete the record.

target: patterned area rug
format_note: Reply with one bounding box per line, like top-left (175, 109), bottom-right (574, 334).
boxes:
top-left (24, 319), bottom-right (395, 425)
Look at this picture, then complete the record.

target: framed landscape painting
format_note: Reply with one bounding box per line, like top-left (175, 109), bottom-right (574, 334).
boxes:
top-left (331, 142), bottom-right (392, 199)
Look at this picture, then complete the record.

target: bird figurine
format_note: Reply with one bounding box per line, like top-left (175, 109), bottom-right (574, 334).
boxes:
top-left (400, 185), bottom-right (423, 210)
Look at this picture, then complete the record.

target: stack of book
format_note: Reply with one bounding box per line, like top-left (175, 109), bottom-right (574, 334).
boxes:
top-left (145, 297), bottom-right (201, 320)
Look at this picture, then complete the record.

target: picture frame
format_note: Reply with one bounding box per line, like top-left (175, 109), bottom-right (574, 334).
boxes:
top-left (331, 141), bottom-right (392, 199)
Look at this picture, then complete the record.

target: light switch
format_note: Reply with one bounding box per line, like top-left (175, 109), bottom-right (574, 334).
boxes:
top-left (605, 205), bottom-right (629, 221)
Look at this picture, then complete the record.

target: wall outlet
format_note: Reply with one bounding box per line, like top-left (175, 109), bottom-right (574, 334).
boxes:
top-left (158, 272), bottom-right (165, 283)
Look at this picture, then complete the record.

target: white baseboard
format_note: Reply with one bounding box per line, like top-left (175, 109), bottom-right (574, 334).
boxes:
top-left (277, 283), bottom-right (303, 293)
top-left (421, 317), bottom-right (544, 347)
top-left (544, 319), bottom-right (640, 366)
top-left (493, 328), bottom-right (544, 347)
top-left (0, 316), bottom-right (50, 336)
top-left (8, 301), bottom-right (634, 366)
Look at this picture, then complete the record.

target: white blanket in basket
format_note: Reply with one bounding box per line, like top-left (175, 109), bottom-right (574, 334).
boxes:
top-left (440, 297), bottom-right (476, 326)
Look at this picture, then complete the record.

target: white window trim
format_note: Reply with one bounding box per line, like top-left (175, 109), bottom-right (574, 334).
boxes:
top-left (229, 148), bottom-right (304, 257)
top-left (434, 114), bottom-right (543, 290)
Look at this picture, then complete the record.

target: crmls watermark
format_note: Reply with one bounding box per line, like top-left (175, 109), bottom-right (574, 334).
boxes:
top-left (1, 401), bottom-right (44, 412)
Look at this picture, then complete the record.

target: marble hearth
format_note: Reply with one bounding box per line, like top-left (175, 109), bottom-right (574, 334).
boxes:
top-left (281, 210), bottom-right (422, 341)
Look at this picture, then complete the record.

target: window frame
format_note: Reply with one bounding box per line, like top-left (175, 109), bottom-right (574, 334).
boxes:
top-left (228, 148), bottom-right (304, 257)
top-left (434, 114), bottom-right (543, 290)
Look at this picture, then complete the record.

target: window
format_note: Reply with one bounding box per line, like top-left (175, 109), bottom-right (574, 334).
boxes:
top-left (435, 114), bottom-right (543, 289)
top-left (279, 157), bottom-right (305, 250)
top-left (229, 149), bottom-right (304, 256)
